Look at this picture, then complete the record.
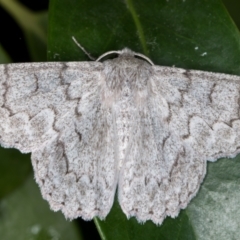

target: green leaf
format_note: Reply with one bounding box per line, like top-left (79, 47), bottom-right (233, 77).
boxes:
top-left (94, 200), bottom-right (196, 240)
top-left (0, 45), bottom-right (11, 64)
top-left (187, 155), bottom-right (240, 239)
top-left (0, 174), bottom-right (82, 240)
top-left (48, 0), bottom-right (240, 73)
top-left (47, 0), bottom-right (240, 239)
top-left (222, 0), bottom-right (240, 29)
top-left (0, 148), bottom-right (31, 199)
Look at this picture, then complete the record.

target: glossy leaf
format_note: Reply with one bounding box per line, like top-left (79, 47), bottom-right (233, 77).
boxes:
top-left (48, 0), bottom-right (240, 73)
top-left (0, 45), bottom-right (11, 64)
top-left (0, 175), bottom-right (82, 240)
top-left (0, 148), bottom-right (31, 199)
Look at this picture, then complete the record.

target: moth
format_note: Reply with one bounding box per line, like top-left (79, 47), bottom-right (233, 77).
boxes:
top-left (0, 47), bottom-right (240, 225)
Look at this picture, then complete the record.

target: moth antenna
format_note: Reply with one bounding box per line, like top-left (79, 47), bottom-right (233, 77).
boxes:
top-left (96, 50), bottom-right (122, 62)
top-left (72, 36), bottom-right (96, 61)
top-left (133, 52), bottom-right (154, 66)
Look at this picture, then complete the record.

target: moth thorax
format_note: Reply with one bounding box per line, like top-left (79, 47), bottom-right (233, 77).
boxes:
top-left (115, 98), bottom-right (135, 170)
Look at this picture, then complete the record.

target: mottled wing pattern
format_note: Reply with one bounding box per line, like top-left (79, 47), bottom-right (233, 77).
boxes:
top-left (0, 62), bottom-right (118, 219)
top-left (158, 67), bottom-right (240, 161)
top-left (119, 66), bottom-right (240, 224)
top-left (2, 49), bottom-right (240, 225)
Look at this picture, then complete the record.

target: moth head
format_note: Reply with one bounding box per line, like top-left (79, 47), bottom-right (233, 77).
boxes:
top-left (96, 48), bottom-right (154, 66)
